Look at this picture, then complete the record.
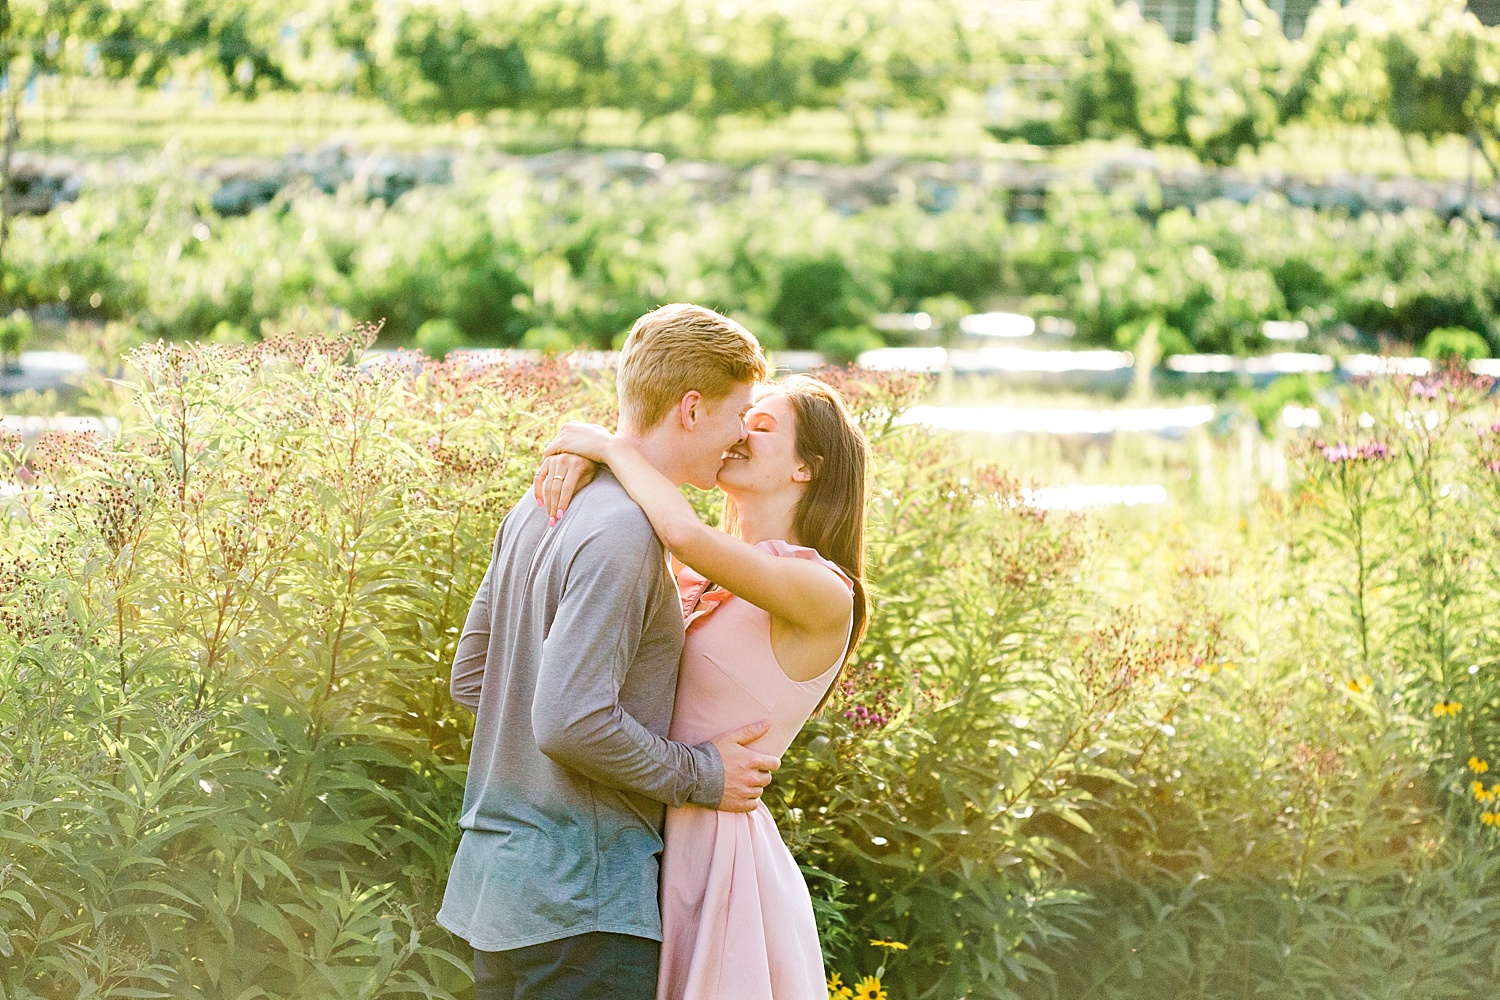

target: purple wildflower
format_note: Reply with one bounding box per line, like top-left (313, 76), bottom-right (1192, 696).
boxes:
top-left (1410, 380), bottom-right (1441, 401)
top-left (1316, 440), bottom-right (1391, 464)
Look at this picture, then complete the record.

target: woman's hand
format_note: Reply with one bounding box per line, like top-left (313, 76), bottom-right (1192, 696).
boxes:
top-left (534, 422), bottom-right (615, 521)
top-left (542, 421), bottom-right (616, 463)
top-left (533, 453), bottom-right (597, 522)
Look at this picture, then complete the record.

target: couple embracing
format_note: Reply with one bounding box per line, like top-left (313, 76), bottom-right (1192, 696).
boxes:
top-left (437, 304), bottom-right (871, 999)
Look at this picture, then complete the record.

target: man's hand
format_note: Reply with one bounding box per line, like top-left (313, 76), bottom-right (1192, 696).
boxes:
top-left (710, 720), bottom-right (780, 812)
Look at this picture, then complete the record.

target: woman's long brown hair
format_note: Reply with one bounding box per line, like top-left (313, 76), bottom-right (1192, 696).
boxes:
top-left (722, 374), bottom-right (869, 713)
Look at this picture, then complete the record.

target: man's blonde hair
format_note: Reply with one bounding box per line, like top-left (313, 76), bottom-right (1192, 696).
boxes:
top-left (616, 304), bottom-right (767, 430)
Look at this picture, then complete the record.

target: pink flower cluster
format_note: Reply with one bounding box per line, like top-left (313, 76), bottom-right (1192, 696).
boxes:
top-left (1409, 380), bottom-right (1442, 401)
top-left (843, 702), bottom-right (891, 729)
top-left (1315, 440), bottom-right (1391, 463)
top-left (1480, 422), bottom-right (1500, 475)
top-left (836, 664), bottom-right (895, 732)
top-left (1403, 370), bottom-right (1495, 402)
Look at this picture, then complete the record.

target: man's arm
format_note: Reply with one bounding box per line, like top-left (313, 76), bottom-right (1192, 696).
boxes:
top-left (449, 518), bottom-right (505, 711)
top-left (531, 522), bottom-right (736, 808)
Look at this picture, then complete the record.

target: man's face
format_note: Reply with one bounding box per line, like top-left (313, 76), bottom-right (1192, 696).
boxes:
top-left (683, 381), bottom-right (755, 490)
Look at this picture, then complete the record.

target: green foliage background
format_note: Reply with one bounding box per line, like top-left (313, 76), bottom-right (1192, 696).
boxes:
top-left (5, 338), bottom-right (1500, 998)
top-left (9, 166), bottom-right (1500, 356)
top-left (16, 1), bottom-right (1500, 165)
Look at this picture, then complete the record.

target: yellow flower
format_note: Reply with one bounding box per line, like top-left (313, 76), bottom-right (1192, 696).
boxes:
top-left (827, 972), bottom-right (853, 1000)
top-left (1473, 780), bottom-right (1486, 798)
top-left (1346, 674), bottom-right (1373, 693)
top-left (1434, 700), bottom-right (1463, 717)
top-left (852, 976), bottom-right (888, 1000)
top-left (869, 939), bottom-right (909, 951)
top-left (1484, 812), bottom-right (1497, 826)
top-left (1472, 757), bottom-right (1491, 774)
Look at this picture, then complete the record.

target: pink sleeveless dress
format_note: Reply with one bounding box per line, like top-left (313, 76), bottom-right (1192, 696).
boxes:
top-left (657, 540), bottom-right (853, 1000)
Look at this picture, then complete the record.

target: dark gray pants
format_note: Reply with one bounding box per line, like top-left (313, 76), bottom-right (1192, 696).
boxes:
top-left (473, 932), bottom-right (659, 1000)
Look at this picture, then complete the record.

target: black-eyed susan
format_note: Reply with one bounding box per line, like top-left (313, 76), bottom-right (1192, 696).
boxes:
top-left (869, 939), bottom-right (909, 951)
top-left (827, 971), bottom-right (853, 1000)
top-left (1483, 812), bottom-right (1498, 827)
top-left (1472, 780), bottom-right (1487, 799)
top-left (852, 975), bottom-right (888, 1000)
top-left (1434, 700), bottom-right (1463, 718)
top-left (1471, 757), bottom-right (1490, 774)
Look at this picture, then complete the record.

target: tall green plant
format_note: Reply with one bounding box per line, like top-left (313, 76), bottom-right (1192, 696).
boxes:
top-left (0, 329), bottom-right (610, 998)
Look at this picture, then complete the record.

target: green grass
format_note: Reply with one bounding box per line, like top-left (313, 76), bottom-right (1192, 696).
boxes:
top-left (17, 76), bottom-right (1480, 180)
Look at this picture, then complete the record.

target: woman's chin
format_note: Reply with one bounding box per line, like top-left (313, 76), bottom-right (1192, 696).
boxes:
top-left (714, 465), bottom-right (753, 496)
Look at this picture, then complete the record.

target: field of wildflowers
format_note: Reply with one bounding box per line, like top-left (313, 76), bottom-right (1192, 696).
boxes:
top-left (3, 332), bottom-right (1500, 999)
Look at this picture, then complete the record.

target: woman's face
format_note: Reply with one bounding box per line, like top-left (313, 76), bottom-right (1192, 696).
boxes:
top-left (715, 391), bottom-right (809, 500)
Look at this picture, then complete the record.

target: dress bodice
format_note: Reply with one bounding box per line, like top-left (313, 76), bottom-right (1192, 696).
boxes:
top-left (669, 539), bottom-right (853, 758)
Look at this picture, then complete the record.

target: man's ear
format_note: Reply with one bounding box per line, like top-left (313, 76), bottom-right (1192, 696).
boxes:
top-left (677, 390), bottom-right (704, 430)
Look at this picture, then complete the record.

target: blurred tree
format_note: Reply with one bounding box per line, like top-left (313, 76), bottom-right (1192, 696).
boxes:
top-left (608, 0), bottom-right (701, 128)
top-left (1063, 0), bottom-right (1150, 143)
top-left (1381, 0), bottom-right (1488, 171)
top-left (1, 0), bottom-right (25, 288)
top-left (387, 8), bottom-right (534, 122)
top-left (1179, 0), bottom-right (1289, 165)
top-left (522, 0), bottom-right (622, 141)
top-left (1282, 1), bottom-right (1389, 133)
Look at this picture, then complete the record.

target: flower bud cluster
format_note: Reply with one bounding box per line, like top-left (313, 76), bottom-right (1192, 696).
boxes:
top-left (1478, 422), bottom-right (1500, 476)
top-left (1314, 440), bottom-right (1391, 463)
top-left (805, 367), bottom-right (930, 428)
top-left (837, 666), bottom-right (894, 731)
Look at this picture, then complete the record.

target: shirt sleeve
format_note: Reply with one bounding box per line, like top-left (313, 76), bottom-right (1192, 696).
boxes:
top-left (449, 518), bottom-right (505, 712)
top-left (531, 523), bottom-right (724, 808)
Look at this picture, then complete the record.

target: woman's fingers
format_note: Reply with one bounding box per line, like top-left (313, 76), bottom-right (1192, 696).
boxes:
top-left (542, 458), bottom-right (566, 522)
top-left (536, 455), bottom-right (570, 516)
top-left (532, 458), bottom-right (551, 508)
top-left (545, 455), bottom-right (595, 518)
top-left (534, 428), bottom-right (605, 522)
top-left (555, 460), bottom-right (584, 517)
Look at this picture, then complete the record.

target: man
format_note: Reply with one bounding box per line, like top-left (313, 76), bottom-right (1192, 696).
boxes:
top-left (438, 304), bottom-right (779, 999)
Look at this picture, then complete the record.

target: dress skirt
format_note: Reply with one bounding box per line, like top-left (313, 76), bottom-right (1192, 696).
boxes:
top-left (657, 801), bottom-right (825, 1000)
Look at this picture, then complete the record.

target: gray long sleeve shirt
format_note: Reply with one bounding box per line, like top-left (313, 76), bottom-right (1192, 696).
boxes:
top-left (436, 471), bottom-right (725, 952)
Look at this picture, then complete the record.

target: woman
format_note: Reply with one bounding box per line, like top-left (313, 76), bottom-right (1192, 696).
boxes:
top-left (533, 374), bottom-right (869, 1000)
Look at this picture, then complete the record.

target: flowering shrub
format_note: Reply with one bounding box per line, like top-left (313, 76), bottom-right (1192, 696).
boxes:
top-left (6, 339), bottom-right (1500, 999)
top-left (1021, 368), bottom-right (1500, 999)
top-left (0, 330), bottom-right (605, 997)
